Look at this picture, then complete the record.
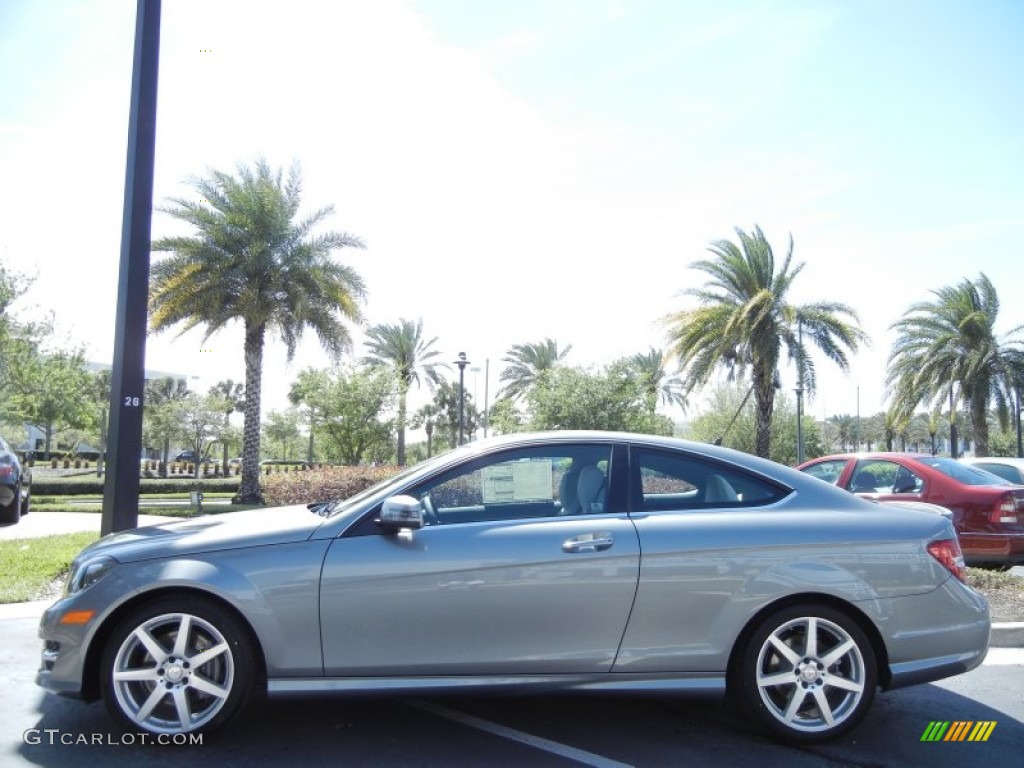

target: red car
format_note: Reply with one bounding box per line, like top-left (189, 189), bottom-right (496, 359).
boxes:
top-left (797, 452), bottom-right (1024, 568)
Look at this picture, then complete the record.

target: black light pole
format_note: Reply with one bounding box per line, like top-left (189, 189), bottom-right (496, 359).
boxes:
top-left (454, 352), bottom-right (470, 445)
top-left (102, 0), bottom-right (161, 536)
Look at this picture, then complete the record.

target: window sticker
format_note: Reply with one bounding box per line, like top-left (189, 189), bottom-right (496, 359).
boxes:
top-left (482, 460), bottom-right (554, 503)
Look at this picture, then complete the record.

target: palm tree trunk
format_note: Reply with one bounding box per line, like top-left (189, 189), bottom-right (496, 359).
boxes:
top-left (235, 324), bottom-right (265, 504)
top-left (397, 379), bottom-right (408, 466)
top-left (753, 363), bottom-right (775, 459)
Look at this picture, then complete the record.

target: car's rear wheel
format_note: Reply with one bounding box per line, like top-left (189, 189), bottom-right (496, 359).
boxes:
top-left (0, 482), bottom-right (21, 524)
top-left (730, 603), bottom-right (877, 743)
top-left (101, 597), bottom-right (257, 735)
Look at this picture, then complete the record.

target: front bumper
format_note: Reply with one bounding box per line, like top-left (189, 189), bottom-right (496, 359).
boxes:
top-left (36, 593), bottom-right (110, 701)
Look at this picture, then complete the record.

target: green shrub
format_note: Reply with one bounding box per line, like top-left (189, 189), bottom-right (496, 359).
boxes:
top-left (262, 466), bottom-right (401, 507)
top-left (31, 476), bottom-right (242, 496)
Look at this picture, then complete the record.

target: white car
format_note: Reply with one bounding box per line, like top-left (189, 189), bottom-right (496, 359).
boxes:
top-left (959, 456), bottom-right (1024, 485)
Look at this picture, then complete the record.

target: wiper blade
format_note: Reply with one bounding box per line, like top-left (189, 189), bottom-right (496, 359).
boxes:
top-left (307, 501), bottom-right (338, 517)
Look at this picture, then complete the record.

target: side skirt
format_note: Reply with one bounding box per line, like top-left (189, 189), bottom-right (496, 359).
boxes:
top-left (267, 674), bottom-right (726, 698)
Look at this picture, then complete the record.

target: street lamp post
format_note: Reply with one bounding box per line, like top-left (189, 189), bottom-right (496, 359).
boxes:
top-left (795, 319), bottom-right (805, 465)
top-left (1016, 386), bottom-right (1022, 459)
top-left (483, 360), bottom-right (491, 438)
top-left (454, 352), bottom-right (470, 446)
top-left (949, 387), bottom-right (958, 459)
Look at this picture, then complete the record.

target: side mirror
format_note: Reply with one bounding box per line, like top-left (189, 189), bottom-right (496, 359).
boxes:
top-left (377, 495), bottom-right (425, 532)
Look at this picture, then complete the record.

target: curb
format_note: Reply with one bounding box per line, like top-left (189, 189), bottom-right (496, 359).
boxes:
top-left (991, 622), bottom-right (1024, 648)
top-left (0, 599), bottom-right (53, 620)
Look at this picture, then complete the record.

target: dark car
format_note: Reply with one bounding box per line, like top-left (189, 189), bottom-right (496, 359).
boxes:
top-left (172, 450), bottom-right (212, 464)
top-left (798, 452), bottom-right (1024, 568)
top-left (0, 435), bottom-right (31, 524)
top-left (39, 431), bottom-right (988, 743)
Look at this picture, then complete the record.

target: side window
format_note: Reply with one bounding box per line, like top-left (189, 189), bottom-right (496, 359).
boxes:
top-left (633, 448), bottom-right (788, 511)
top-left (850, 460), bottom-right (922, 494)
top-left (800, 459), bottom-right (848, 485)
top-left (413, 445), bottom-right (613, 525)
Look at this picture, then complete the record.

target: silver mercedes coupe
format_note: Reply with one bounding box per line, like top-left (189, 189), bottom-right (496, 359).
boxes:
top-left (37, 431), bottom-right (989, 743)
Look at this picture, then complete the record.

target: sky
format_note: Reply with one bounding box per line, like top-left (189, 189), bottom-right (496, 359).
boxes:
top-left (1, 0), bottom-right (1022, 426)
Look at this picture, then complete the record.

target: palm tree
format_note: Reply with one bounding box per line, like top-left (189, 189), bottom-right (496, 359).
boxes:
top-left (411, 402), bottom-right (442, 458)
top-left (499, 338), bottom-right (572, 403)
top-left (625, 347), bottom-right (687, 414)
top-left (149, 160), bottom-right (366, 503)
top-left (827, 414), bottom-right (855, 452)
top-left (887, 273), bottom-right (1024, 457)
top-left (664, 226), bottom-right (867, 458)
top-left (209, 380), bottom-right (244, 473)
top-left (363, 318), bottom-right (445, 466)
top-left (144, 376), bottom-right (191, 476)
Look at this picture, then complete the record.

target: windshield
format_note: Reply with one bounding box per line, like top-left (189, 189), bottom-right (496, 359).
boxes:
top-left (327, 445), bottom-right (464, 517)
top-left (916, 456), bottom-right (1010, 486)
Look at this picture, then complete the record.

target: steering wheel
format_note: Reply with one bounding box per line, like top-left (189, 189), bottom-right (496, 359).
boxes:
top-left (420, 492), bottom-right (440, 526)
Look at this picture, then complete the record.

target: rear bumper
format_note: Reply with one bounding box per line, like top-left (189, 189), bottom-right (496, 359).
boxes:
top-left (882, 578), bottom-right (990, 690)
top-left (960, 531), bottom-right (1024, 566)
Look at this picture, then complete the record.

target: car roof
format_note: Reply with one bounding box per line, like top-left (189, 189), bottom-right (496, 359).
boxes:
top-left (961, 456), bottom-right (1024, 467)
top-left (801, 452), bottom-right (933, 464)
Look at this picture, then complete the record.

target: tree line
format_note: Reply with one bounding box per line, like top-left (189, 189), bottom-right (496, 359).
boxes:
top-left (2, 160), bottom-right (1021, 507)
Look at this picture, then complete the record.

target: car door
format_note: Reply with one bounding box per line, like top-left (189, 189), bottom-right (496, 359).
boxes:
top-left (319, 443), bottom-right (641, 676)
top-left (615, 445), bottom-right (792, 672)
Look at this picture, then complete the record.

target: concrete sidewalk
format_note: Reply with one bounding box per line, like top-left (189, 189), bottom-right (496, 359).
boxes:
top-left (0, 511), bottom-right (186, 540)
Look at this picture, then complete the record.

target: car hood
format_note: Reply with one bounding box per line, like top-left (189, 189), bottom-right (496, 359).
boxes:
top-left (77, 505), bottom-right (328, 564)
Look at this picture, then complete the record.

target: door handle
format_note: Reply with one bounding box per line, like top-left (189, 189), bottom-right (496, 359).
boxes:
top-left (563, 531), bottom-right (614, 553)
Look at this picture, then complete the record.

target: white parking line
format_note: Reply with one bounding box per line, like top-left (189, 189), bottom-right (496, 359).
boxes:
top-left (408, 700), bottom-right (634, 768)
top-left (983, 648), bottom-right (1024, 665)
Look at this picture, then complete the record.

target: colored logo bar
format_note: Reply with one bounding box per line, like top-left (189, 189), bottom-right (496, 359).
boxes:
top-left (921, 721), bottom-right (996, 742)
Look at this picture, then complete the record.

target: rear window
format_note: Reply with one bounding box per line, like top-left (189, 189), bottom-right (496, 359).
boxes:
top-left (917, 457), bottom-right (1009, 486)
top-left (971, 462), bottom-right (1024, 485)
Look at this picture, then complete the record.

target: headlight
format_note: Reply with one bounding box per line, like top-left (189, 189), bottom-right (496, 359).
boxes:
top-left (65, 556), bottom-right (118, 596)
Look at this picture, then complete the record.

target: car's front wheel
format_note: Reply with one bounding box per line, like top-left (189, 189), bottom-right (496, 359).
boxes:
top-left (730, 603), bottom-right (877, 743)
top-left (100, 596), bottom-right (257, 735)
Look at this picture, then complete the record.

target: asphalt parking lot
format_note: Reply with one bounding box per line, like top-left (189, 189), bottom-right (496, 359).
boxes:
top-left (1, 601), bottom-right (1022, 768)
top-left (2, 512), bottom-right (1023, 766)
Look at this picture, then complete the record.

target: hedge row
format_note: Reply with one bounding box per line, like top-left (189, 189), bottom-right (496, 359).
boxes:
top-left (262, 466), bottom-right (401, 507)
top-left (32, 477), bottom-right (242, 496)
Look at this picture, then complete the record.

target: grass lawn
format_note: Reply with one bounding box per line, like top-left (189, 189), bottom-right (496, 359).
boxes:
top-left (0, 532), bottom-right (99, 603)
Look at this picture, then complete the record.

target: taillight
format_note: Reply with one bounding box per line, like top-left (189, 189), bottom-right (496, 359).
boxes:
top-left (990, 493), bottom-right (1021, 525)
top-left (0, 465), bottom-right (13, 478)
top-left (928, 538), bottom-right (967, 583)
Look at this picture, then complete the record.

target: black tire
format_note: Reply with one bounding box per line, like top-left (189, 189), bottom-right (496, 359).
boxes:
top-left (729, 603), bottom-right (877, 743)
top-left (0, 483), bottom-right (20, 524)
top-left (100, 596), bottom-right (257, 736)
